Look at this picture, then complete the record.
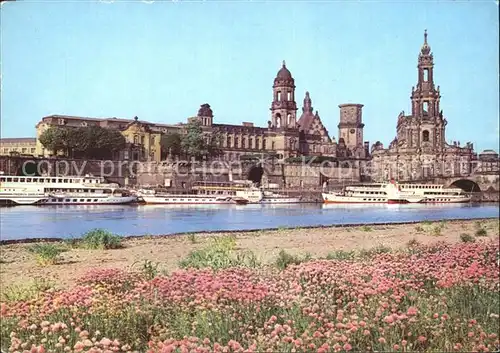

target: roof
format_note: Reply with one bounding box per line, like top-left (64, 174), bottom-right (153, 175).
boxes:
top-left (39, 114), bottom-right (181, 129)
top-left (0, 137), bottom-right (36, 144)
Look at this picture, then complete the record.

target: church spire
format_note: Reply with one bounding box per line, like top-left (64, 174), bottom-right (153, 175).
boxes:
top-left (420, 29), bottom-right (431, 56)
top-left (302, 91), bottom-right (313, 113)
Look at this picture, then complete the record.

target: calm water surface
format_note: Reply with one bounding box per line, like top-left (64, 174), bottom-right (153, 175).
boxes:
top-left (0, 203), bottom-right (498, 240)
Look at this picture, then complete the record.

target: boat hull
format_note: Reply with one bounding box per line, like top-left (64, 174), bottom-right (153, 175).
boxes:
top-left (39, 196), bottom-right (137, 205)
top-left (260, 197), bottom-right (303, 204)
top-left (140, 195), bottom-right (247, 205)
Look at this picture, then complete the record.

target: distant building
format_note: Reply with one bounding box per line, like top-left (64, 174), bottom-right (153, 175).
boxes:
top-left (0, 138), bottom-right (37, 156)
top-left (35, 115), bottom-right (180, 162)
top-left (371, 30), bottom-right (476, 181)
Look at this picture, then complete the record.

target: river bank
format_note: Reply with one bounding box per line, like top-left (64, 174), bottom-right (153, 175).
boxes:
top-left (1, 218), bottom-right (498, 289)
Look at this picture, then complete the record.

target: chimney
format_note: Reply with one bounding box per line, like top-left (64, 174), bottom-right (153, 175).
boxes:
top-left (242, 122), bottom-right (254, 127)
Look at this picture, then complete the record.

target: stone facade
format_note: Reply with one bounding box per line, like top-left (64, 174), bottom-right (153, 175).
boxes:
top-left (0, 138), bottom-right (37, 156)
top-left (371, 30), bottom-right (477, 182)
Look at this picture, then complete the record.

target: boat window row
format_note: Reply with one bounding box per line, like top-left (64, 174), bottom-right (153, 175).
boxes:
top-left (46, 198), bottom-right (100, 202)
top-left (362, 198), bottom-right (385, 201)
top-left (351, 191), bottom-right (387, 195)
top-left (403, 185), bottom-right (442, 189)
top-left (0, 177), bottom-right (102, 184)
top-left (46, 188), bottom-right (111, 193)
top-left (424, 191), bottom-right (461, 196)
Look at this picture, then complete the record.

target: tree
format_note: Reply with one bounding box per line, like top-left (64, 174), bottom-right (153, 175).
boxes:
top-left (39, 127), bottom-right (74, 156)
top-left (39, 125), bottom-right (126, 159)
top-left (180, 119), bottom-right (223, 161)
top-left (74, 126), bottom-right (125, 159)
top-left (161, 132), bottom-right (182, 159)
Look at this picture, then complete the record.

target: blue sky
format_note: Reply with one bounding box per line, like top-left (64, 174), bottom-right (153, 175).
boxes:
top-left (1, 0), bottom-right (498, 152)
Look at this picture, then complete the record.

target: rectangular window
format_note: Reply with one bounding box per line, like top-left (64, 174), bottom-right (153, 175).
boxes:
top-left (423, 69), bottom-right (429, 81)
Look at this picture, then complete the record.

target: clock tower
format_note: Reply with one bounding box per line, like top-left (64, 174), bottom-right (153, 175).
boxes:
top-left (338, 103), bottom-right (364, 150)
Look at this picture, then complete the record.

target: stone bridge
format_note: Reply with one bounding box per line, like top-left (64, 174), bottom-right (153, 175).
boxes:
top-left (432, 174), bottom-right (499, 193)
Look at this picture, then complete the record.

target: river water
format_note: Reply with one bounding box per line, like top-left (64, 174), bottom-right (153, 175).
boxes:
top-left (0, 203), bottom-right (498, 241)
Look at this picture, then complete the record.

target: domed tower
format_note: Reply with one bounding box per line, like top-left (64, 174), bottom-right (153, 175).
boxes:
top-left (197, 103), bottom-right (213, 126)
top-left (270, 61), bottom-right (297, 129)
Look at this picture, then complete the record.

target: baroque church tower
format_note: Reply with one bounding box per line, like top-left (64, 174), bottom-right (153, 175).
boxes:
top-left (397, 30), bottom-right (446, 150)
top-left (270, 61), bottom-right (297, 129)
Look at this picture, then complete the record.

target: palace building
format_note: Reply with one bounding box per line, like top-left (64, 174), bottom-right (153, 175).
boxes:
top-left (371, 30), bottom-right (476, 181)
top-left (34, 60), bottom-right (369, 163)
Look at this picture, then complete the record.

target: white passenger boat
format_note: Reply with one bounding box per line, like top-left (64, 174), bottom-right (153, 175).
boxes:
top-left (138, 181), bottom-right (263, 205)
top-left (0, 175), bottom-right (137, 205)
top-left (322, 180), bottom-right (470, 204)
top-left (260, 190), bottom-right (302, 204)
top-left (0, 186), bottom-right (49, 206)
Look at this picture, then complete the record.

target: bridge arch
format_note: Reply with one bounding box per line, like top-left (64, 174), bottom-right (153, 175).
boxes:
top-left (247, 164), bottom-right (264, 185)
top-left (450, 179), bottom-right (481, 192)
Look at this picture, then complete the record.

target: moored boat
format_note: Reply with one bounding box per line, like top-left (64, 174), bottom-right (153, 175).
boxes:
top-left (137, 181), bottom-right (262, 205)
top-left (0, 186), bottom-right (49, 206)
top-left (323, 180), bottom-right (470, 204)
top-left (0, 175), bottom-right (137, 205)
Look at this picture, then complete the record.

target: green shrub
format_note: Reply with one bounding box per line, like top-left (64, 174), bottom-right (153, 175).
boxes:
top-left (187, 233), bottom-right (197, 244)
top-left (407, 238), bottom-right (421, 248)
top-left (326, 250), bottom-right (356, 261)
top-left (359, 245), bottom-right (391, 258)
top-left (27, 243), bottom-right (67, 266)
top-left (460, 233), bottom-right (475, 243)
top-left (415, 225), bottom-right (424, 232)
top-left (475, 228), bottom-right (488, 237)
top-left (432, 224), bottom-right (444, 236)
top-left (361, 225), bottom-right (373, 232)
top-left (132, 259), bottom-right (159, 280)
top-left (1, 278), bottom-right (54, 302)
top-left (80, 228), bottom-right (123, 250)
top-left (274, 250), bottom-right (311, 270)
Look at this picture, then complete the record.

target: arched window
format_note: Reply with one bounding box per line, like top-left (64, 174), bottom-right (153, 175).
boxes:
top-left (422, 102), bottom-right (429, 115)
top-left (250, 138), bottom-right (254, 149)
top-left (275, 114), bottom-right (281, 128)
top-left (287, 114), bottom-right (292, 126)
top-left (234, 136), bottom-right (239, 148)
top-left (422, 130), bottom-right (430, 142)
top-left (227, 135), bottom-right (232, 147)
top-left (242, 137), bottom-right (247, 149)
top-left (277, 91), bottom-right (281, 101)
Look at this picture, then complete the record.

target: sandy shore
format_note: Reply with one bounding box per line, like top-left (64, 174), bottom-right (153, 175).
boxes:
top-left (1, 218), bottom-right (498, 289)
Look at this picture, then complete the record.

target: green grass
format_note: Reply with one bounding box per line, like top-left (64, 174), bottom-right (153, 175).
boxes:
top-left (326, 249), bottom-right (356, 261)
top-left (179, 235), bottom-right (259, 270)
top-left (132, 259), bottom-right (160, 280)
top-left (432, 224), bottom-right (444, 236)
top-left (361, 225), bottom-right (373, 232)
top-left (26, 243), bottom-right (67, 266)
top-left (274, 250), bottom-right (312, 270)
top-left (407, 238), bottom-right (421, 248)
top-left (79, 228), bottom-right (123, 250)
top-left (460, 233), bottom-right (475, 243)
top-left (359, 245), bottom-right (391, 258)
top-left (1, 278), bottom-right (54, 302)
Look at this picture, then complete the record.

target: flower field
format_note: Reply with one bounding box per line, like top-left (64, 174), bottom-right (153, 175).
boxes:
top-left (1, 240), bottom-right (499, 353)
